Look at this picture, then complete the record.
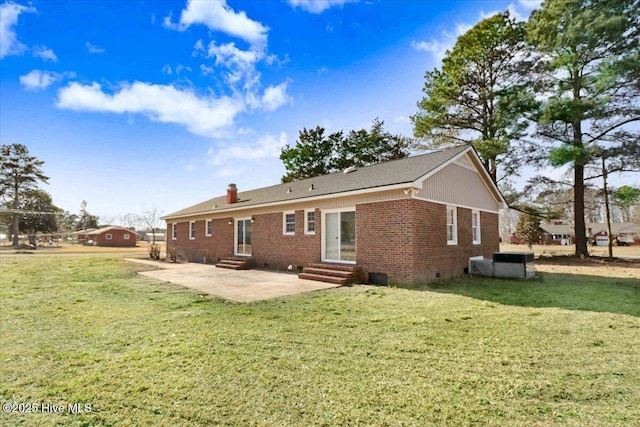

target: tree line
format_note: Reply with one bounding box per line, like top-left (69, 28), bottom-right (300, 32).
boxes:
top-left (411, 0), bottom-right (639, 257)
top-left (0, 143), bottom-right (162, 247)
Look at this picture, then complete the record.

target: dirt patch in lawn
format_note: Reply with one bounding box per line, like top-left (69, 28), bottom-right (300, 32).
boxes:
top-left (535, 255), bottom-right (640, 279)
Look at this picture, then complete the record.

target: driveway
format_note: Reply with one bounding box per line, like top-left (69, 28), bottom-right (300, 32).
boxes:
top-left (126, 259), bottom-right (340, 303)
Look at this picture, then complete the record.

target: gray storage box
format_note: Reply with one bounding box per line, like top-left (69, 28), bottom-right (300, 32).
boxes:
top-left (493, 252), bottom-right (535, 279)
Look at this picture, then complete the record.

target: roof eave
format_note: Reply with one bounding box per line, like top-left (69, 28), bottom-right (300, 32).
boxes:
top-left (161, 182), bottom-right (415, 221)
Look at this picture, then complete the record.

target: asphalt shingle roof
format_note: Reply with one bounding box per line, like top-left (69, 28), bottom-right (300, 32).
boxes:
top-left (86, 226), bottom-right (135, 235)
top-left (163, 145), bottom-right (470, 219)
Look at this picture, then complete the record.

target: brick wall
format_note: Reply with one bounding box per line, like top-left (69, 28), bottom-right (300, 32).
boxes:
top-left (356, 199), bottom-right (499, 286)
top-left (167, 210), bottom-right (321, 269)
top-left (356, 200), bottom-right (415, 284)
top-left (167, 201), bottom-right (499, 286)
top-left (251, 209), bottom-right (321, 271)
top-left (167, 218), bottom-right (235, 263)
top-left (94, 229), bottom-right (137, 247)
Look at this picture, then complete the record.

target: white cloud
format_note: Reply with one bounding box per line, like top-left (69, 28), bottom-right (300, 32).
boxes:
top-left (244, 80), bottom-right (292, 111)
top-left (480, 4), bottom-right (527, 22)
top-left (455, 23), bottom-right (473, 36)
top-left (287, 0), bottom-right (358, 14)
top-left (162, 64), bottom-right (172, 75)
top-left (86, 42), bottom-right (105, 53)
top-left (193, 39), bottom-right (205, 53)
top-left (518, 0), bottom-right (543, 10)
top-left (170, 3), bottom-right (273, 92)
top-left (208, 41), bottom-right (260, 70)
top-left (411, 40), bottom-right (447, 56)
top-left (204, 40), bottom-right (263, 87)
top-left (411, 24), bottom-right (469, 63)
top-left (165, 0), bottom-right (268, 48)
top-left (32, 45), bottom-right (57, 62)
top-left (259, 81), bottom-right (292, 111)
top-left (207, 132), bottom-right (288, 166)
top-left (56, 81), bottom-right (245, 138)
top-left (175, 64), bottom-right (191, 74)
top-left (20, 70), bottom-right (72, 91)
top-left (200, 64), bottom-right (214, 75)
top-left (411, 2), bottom-right (540, 64)
top-left (0, 2), bottom-right (36, 58)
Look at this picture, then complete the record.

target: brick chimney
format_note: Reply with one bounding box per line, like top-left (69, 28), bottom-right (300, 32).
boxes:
top-left (226, 183), bottom-right (238, 204)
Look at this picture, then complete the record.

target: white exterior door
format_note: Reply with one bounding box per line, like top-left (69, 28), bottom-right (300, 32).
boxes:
top-left (323, 210), bottom-right (356, 263)
top-left (235, 218), bottom-right (252, 256)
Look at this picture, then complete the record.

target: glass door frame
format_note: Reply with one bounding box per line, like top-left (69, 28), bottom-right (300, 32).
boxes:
top-left (321, 208), bottom-right (356, 264)
top-left (234, 217), bottom-right (252, 256)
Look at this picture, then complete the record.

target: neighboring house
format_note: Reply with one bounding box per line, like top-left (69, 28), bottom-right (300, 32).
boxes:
top-left (540, 221), bottom-right (640, 245)
top-left (163, 146), bottom-right (507, 286)
top-left (137, 230), bottom-right (166, 242)
top-left (85, 226), bottom-right (137, 247)
top-left (540, 221), bottom-right (573, 245)
top-left (70, 228), bottom-right (97, 244)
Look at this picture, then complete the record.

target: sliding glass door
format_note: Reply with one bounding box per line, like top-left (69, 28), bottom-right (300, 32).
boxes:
top-left (235, 219), bottom-right (252, 256)
top-left (323, 210), bottom-right (355, 262)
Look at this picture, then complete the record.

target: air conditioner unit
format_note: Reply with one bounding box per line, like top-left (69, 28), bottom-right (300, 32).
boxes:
top-left (493, 252), bottom-right (535, 279)
top-left (469, 256), bottom-right (493, 277)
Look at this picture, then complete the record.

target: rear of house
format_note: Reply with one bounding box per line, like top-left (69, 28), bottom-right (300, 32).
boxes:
top-left (163, 146), bottom-right (506, 286)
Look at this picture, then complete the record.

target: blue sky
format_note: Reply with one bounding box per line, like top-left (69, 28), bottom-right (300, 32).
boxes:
top-left (2, 0), bottom-right (549, 222)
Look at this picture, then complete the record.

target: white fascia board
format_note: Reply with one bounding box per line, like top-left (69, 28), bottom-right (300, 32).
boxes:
top-left (412, 196), bottom-right (500, 214)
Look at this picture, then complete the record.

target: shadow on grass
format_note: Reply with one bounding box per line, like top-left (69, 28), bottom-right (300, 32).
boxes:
top-left (422, 272), bottom-right (640, 317)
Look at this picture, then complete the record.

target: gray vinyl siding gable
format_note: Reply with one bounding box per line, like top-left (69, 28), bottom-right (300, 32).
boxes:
top-left (419, 162), bottom-right (499, 212)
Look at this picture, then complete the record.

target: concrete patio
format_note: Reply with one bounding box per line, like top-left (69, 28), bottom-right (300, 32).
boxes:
top-left (126, 259), bottom-right (341, 303)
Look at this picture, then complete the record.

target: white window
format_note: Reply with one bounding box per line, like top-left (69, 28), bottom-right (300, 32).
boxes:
top-left (206, 220), bottom-right (212, 236)
top-left (189, 221), bottom-right (196, 240)
top-left (472, 210), bottom-right (481, 244)
top-left (446, 206), bottom-right (457, 245)
top-left (283, 212), bottom-right (295, 235)
top-left (172, 223), bottom-right (177, 240)
top-left (124, 234), bottom-right (130, 240)
top-left (106, 233), bottom-right (113, 240)
top-left (305, 210), bottom-right (316, 234)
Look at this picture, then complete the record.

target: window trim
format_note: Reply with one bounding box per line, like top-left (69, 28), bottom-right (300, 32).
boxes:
top-left (123, 233), bottom-right (130, 240)
top-left (189, 221), bottom-right (196, 240)
top-left (105, 233), bottom-right (113, 240)
top-left (304, 209), bottom-right (316, 235)
top-left (172, 223), bottom-right (177, 240)
top-left (472, 210), bottom-right (481, 245)
top-left (283, 211), bottom-right (296, 235)
top-left (446, 205), bottom-right (457, 245)
top-left (205, 219), bottom-right (212, 237)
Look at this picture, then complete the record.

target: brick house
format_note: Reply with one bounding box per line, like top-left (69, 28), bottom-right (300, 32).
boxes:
top-left (85, 226), bottom-right (137, 247)
top-left (162, 146), bottom-right (506, 286)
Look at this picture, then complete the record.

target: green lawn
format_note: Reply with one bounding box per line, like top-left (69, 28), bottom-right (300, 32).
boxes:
top-left (1, 256), bottom-right (639, 426)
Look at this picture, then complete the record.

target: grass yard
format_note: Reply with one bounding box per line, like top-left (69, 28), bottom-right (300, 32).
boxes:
top-left (1, 256), bottom-right (639, 426)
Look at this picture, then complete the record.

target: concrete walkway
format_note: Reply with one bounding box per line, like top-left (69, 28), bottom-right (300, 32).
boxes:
top-left (126, 259), bottom-right (340, 303)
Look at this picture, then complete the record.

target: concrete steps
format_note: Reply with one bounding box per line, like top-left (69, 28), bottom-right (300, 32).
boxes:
top-left (215, 258), bottom-right (254, 270)
top-left (298, 263), bottom-right (362, 285)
